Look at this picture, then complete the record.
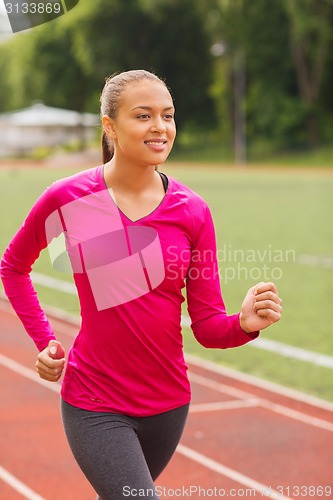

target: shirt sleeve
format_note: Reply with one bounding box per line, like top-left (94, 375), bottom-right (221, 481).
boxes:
top-left (186, 202), bottom-right (259, 349)
top-left (0, 187), bottom-right (57, 351)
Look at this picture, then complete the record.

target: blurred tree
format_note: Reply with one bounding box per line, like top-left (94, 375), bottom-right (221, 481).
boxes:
top-left (0, 16), bottom-right (92, 113)
top-left (320, 3), bottom-right (333, 143)
top-left (28, 22), bottom-right (90, 112)
top-left (0, 44), bottom-right (12, 112)
top-left (145, 0), bottom-right (216, 131)
top-left (210, 0), bottom-right (333, 154)
top-left (0, 33), bottom-right (38, 110)
top-left (283, 0), bottom-right (332, 146)
top-left (243, 0), bottom-right (304, 152)
top-left (61, 0), bottom-right (216, 131)
top-left (68, 0), bottom-right (153, 89)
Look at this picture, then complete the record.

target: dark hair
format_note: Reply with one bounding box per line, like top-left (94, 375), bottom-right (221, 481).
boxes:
top-left (100, 70), bottom-right (168, 164)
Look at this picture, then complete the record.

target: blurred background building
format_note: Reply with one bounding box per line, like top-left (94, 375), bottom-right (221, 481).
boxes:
top-left (0, 102), bottom-right (99, 157)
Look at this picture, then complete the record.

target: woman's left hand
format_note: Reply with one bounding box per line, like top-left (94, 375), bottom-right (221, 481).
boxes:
top-left (239, 282), bottom-right (282, 334)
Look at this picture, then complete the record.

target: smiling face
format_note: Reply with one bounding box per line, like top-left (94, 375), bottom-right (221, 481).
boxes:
top-left (102, 79), bottom-right (176, 168)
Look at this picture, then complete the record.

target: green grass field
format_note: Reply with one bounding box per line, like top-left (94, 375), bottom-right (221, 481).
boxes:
top-left (0, 162), bottom-right (332, 401)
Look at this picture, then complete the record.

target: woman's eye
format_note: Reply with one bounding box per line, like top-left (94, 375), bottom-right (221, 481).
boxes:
top-left (164, 114), bottom-right (174, 120)
top-left (137, 114), bottom-right (150, 119)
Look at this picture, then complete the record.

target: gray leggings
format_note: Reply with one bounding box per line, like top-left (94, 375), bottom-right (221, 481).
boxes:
top-left (61, 399), bottom-right (189, 500)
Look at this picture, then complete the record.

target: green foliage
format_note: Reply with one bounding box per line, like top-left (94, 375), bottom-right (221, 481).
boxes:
top-left (1, 0), bottom-right (333, 155)
top-left (0, 33), bottom-right (39, 109)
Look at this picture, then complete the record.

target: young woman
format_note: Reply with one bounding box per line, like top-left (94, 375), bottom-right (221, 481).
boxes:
top-left (0, 70), bottom-right (282, 499)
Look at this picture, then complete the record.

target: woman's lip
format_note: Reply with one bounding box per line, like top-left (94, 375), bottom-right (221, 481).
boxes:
top-left (145, 139), bottom-right (167, 151)
top-left (144, 140), bottom-right (167, 145)
top-left (145, 141), bottom-right (167, 151)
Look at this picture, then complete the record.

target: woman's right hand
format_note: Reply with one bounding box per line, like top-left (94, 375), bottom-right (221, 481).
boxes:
top-left (36, 340), bottom-right (66, 382)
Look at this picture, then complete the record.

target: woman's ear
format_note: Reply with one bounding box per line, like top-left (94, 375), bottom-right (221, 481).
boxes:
top-left (102, 115), bottom-right (117, 140)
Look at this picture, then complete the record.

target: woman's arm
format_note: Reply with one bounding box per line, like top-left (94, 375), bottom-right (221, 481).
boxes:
top-left (186, 204), bottom-right (281, 349)
top-left (0, 188), bottom-right (58, 351)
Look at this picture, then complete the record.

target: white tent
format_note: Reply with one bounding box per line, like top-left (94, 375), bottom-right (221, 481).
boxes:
top-left (0, 102), bottom-right (99, 157)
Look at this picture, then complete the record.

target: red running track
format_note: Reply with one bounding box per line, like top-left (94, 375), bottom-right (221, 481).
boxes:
top-left (0, 297), bottom-right (332, 500)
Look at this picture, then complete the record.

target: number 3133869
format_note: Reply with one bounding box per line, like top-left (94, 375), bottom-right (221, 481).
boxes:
top-left (276, 485), bottom-right (332, 497)
top-left (5, 3), bottom-right (62, 14)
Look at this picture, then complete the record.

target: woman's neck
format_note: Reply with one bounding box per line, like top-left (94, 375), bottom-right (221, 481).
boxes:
top-left (104, 159), bottom-right (161, 195)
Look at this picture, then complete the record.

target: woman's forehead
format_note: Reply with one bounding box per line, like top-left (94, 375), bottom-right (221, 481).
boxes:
top-left (120, 80), bottom-right (174, 110)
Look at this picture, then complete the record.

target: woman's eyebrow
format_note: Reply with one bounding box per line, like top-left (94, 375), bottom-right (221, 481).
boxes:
top-left (131, 105), bottom-right (175, 111)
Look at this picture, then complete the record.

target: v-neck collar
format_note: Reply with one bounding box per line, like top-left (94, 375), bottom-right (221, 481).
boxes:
top-left (99, 165), bottom-right (171, 223)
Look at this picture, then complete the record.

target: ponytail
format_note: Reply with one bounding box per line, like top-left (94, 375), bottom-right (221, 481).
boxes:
top-left (102, 131), bottom-right (114, 164)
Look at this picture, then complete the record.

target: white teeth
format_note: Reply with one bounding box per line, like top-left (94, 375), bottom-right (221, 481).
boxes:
top-left (146, 141), bottom-right (165, 145)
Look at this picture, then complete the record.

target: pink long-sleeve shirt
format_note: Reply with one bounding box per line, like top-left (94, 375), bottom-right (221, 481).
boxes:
top-left (1, 165), bottom-right (258, 416)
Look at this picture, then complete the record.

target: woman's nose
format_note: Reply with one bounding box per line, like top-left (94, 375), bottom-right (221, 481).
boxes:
top-left (151, 118), bottom-right (166, 133)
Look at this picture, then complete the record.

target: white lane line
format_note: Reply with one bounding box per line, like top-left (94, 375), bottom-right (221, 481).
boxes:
top-left (250, 337), bottom-right (333, 369)
top-left (190, 372), bottom-right (333, 432)
top-left (0, 353), bottom-right (60, 394)
top-left (189, 372), bottom-right (258, 400)
top-left (184, 314), bottom-right (333, 369)
top-left (31, 271), bottom-right (77, 295)
top-left (0, 465), bottom-right (46, 500)
top-left (298, 254), bottom-right (333, 269)
top-left (259, 399), bottom-right (333, 432)
top-left (30, 271), bottom-right (333, 369)
top-left (186, 353), bottom-right (333, 412)
top-left (176, 444), bottom-right (292, 500)
top-left (189, 398), bottom-right (260, 413)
